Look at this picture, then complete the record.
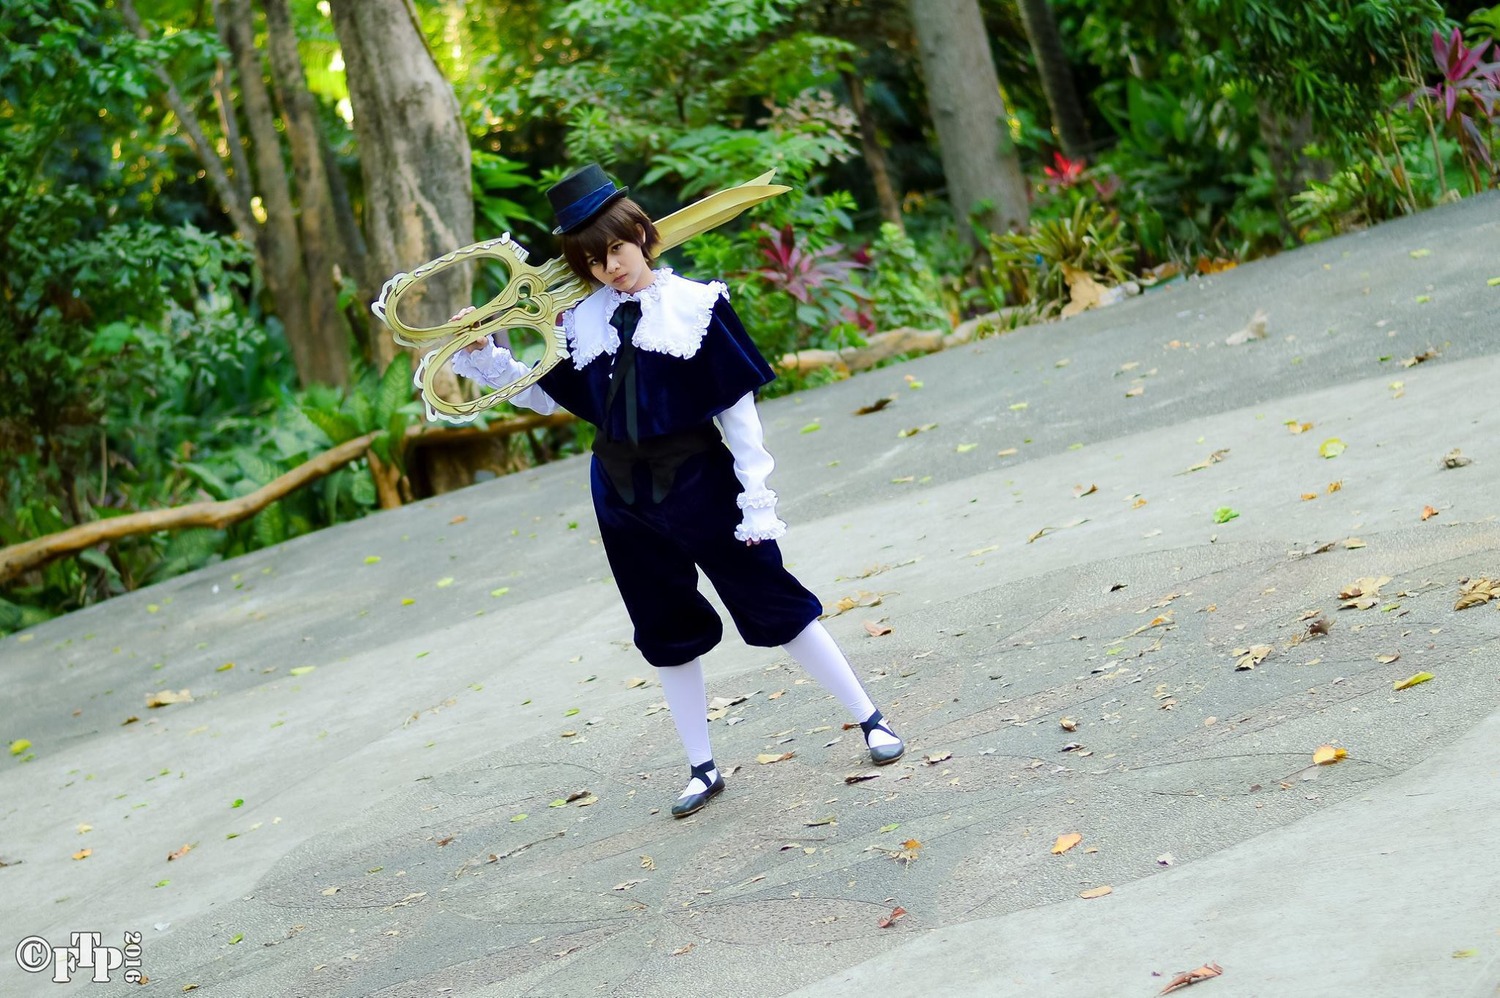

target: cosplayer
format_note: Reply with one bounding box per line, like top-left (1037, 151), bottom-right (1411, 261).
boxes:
top-left (451, 164), bottom-right (903, 817)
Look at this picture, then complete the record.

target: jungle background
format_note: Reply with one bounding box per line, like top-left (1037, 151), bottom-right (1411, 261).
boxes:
top-left (2, 0), bottom-right (1497, 631)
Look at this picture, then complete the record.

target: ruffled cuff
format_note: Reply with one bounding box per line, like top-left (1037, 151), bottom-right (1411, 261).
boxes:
top-left (448, 339), bottom-right (558, 415)
top-left (735, 505), bottom-right (787, 542)
top-left (449, 340), bottom-right (528, 388)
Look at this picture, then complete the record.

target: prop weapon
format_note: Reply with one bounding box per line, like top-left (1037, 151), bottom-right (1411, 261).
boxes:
top-left (371, 171), bottom-right (789, 424)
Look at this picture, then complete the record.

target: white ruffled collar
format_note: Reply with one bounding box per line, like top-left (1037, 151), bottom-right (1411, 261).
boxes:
top-left (563, 268), bottom-right (729, 369)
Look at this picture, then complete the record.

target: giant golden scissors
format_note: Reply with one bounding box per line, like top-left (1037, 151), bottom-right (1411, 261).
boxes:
top-left (371, 171), bottom-right (789, 424)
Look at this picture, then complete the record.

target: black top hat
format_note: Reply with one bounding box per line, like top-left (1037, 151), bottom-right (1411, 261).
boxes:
top-left (547, 163), bottom-right (629, 235)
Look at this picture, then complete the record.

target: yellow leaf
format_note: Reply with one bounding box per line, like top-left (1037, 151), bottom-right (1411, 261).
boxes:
top-left (9, 739), bottom-right (31, 756)
top-left (216, 662), bottom-right (234, 672)
top-left (1300, 493), bottom-right (1318, 501)
top-left (1078, 885), bottom-right (1113, 899)
top-left (401, 598), bottom-right (416, 606)
top-left (1319, 438), bottom-right (1346, 459)
top-left (72, 848), bottom-right (92, 860)
top-left (1312, 745), bottom-right (1348, 765)
top-left (1051, 832), bottom-right (1083, 855)
top-left (1393, 672), bottom-right (1434, 691)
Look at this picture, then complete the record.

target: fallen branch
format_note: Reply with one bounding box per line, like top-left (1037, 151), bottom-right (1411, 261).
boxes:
top-left (404, 410), bottom-right (576, 447)
top-left (0, 431), bottom-right (379, 586)
top-left (777, 310), bottom-right (1024, 376)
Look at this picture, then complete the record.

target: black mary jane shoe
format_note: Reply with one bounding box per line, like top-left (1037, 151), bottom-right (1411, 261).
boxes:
top-left (860, 709), bottom-right (905, 766)
top-left (670, 761), bottom-right (725, 819)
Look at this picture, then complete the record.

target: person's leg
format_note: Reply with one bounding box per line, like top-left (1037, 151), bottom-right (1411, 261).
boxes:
top-left (781, 620), bottom-right (904, 763)
top-left (654, 657), bottom-right (724, 816)
top-left (592, 461), bottom-right (727, 815)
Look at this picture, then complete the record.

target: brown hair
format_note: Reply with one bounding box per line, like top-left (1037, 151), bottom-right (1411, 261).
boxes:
top-left (559, 197), bottom-right (660, 284)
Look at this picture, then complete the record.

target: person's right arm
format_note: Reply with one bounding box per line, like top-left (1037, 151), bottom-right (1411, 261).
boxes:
top-left (446, 306), bottom-right (559, 415)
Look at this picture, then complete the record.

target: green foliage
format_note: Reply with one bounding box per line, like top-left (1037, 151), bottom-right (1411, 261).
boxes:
top-left (865, 223), bottom-right (949, 332)
top-left (988, 201), bottom-right (1136, 309)
top-left (532, 0), bottom-right (858, 192)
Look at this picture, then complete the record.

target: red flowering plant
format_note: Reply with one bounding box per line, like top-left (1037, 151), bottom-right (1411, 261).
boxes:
top-left (1036, 151), bottom-right (1120, 219)
top-left (754, 222), bottom-right (873, 355)
top-left (1041, 151), bottom-right (1086, 191)
top-left (1406, 27), bottom-right (1500, 191)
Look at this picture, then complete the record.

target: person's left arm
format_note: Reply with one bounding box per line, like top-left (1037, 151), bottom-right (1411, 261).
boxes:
top-left (714, 392), bottom-right (786, 544)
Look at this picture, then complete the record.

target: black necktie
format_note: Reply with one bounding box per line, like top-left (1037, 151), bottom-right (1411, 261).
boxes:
top-left (606, 300), bottom-right (641, 444)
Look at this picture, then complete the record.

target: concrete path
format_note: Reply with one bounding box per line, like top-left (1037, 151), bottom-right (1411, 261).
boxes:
top-left (2, 193), bottom-right (1498, 997)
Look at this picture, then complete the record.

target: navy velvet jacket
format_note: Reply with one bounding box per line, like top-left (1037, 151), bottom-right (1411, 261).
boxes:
top-left (538, 274), bottom-right (775, 441)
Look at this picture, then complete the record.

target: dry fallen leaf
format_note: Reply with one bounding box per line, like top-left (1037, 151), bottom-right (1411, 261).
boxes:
top-left (1180, 449), bottom-right (1229, 474)
top-left (1073, 483), bottom-right (1098, 498)
top-left (1456, 578), bottom-right (1499, 610)
top-left (1078, 885), bottom-right (1113, 899)
top-left (863, 620), bottom-right (894, 637)
top-left (854, 394), bottom-right (897, 415)
top-left (1393, 672), bottom-right (1434, 691)
top-left (1224, 309), bottom-right (1268, 346)
top-left (1286, 420), bottom-right (1313, 434)
top-left (876, 905), bottom-right (907, 928)
top-left (670, 943), bottom-right (695, 957)
top-left (1339, 575), bottom-right (1392, 610)
top-left (1401, 348), bottom-right (1439, 367)
top-left (1061, 264), bottom-right (1108, 318)
top-left (829, 591), bottom-right (885, 616)
top-left (1442, 449), bottom-right (1472, 469)
top-left (1313, 745), bottom-right (1348, 765)
top-left (167, 843), bottom-right (193, 862)
top-left (1160, 962), bottom-right (1224, 994)
top-left (1376, 652), bottom-right (1401, 665)
top-left (1060, 717), bottom-right (1078, 732)
top-left (1420, 505), bottom-right (1439, 521)
top-left (146, 689), bottom-right (193, 708)
top-left (1231, 644), bottom-right (1272, 671)
top-left (844, 773), bottom-right (880, 785)
top-left (756, 752), bottom-right (794, 765)
top-left (1051, 832), bottom-right (1083, 855)
top-left (72, 848), bottom-right (92, 861)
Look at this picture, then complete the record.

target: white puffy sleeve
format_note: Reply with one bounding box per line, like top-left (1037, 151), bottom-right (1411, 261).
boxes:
top-left (714, 392), bottom-right (786, 542)
top-left (449, 339), bottom-right (559, 415)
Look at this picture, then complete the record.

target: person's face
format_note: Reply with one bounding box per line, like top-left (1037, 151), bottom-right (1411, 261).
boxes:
top-left (587, 226), bottom-right (653, 293)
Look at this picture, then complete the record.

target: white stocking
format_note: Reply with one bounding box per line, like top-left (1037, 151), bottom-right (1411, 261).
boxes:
top-left (655, 657), bottom-right (718, 795)
top-left (781, 621), bottom-right (900, 749)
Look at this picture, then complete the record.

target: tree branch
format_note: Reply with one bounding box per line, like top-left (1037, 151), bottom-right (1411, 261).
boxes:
top-left (118, 0), bottom-right (258, 242)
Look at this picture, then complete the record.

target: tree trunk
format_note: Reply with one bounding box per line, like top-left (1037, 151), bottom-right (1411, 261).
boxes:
top-left (262, 0), bottom-right (351, 387)
top-left (330, 0), bottom-right (482, 494)
top-left (1015, 0), bottom-right (1091, 161)
top-left (328, 0), bottom-right (473, 369)
top-left (908, 0), bottom-right (1029, 238)
top-left (219, 0), bottom-right (319, 386)
top-left (842, 70), bottom-right (903, 230)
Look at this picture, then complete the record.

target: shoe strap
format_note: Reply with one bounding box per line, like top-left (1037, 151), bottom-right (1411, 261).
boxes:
top-left (689, 760), bottom-right (718, 784)
top-left (859, 709), bottom-right (894, 741)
